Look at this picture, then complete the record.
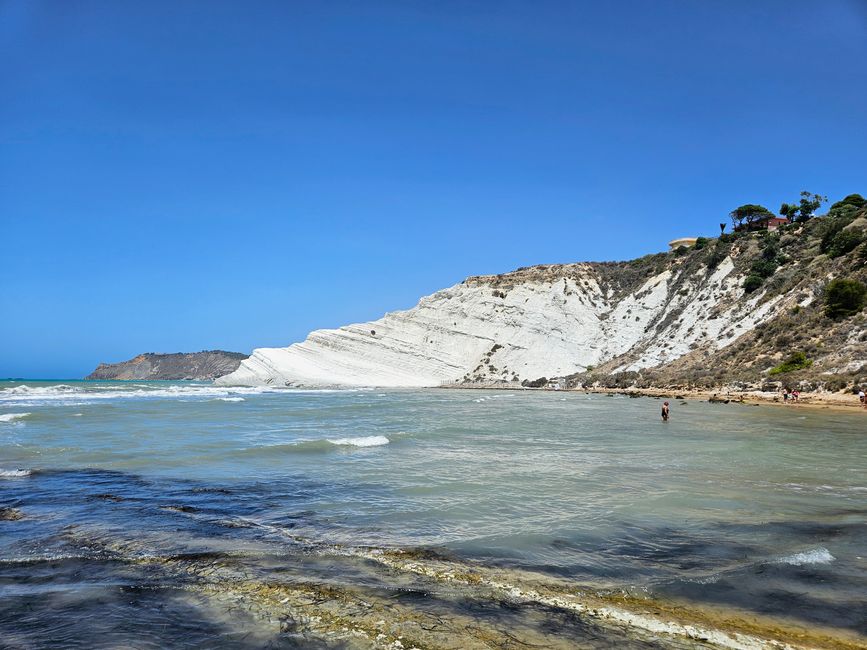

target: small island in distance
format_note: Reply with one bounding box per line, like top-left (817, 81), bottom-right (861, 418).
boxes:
top-left (85, 351), bottom-right (248, 381)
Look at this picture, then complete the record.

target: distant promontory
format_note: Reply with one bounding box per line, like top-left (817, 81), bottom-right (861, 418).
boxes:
top-left (86, 351), bottom-right (248, 381)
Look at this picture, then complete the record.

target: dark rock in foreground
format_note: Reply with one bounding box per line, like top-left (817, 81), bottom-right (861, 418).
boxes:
top-left (86, 351), bottom-right (248, 381)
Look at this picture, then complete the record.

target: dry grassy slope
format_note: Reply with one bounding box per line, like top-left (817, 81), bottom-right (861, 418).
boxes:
top-left (563, 209), bottom-right (867, 392)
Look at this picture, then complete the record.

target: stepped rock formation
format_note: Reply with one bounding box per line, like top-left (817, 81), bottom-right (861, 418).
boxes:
top-left (211, 263), bottom-right (780, 388)
top-left (219, 211), bottom-right (866, 389)
top-left (87, 351), bottom-right (248, 381)
top-left (220, 260), bottom-right (773, 388)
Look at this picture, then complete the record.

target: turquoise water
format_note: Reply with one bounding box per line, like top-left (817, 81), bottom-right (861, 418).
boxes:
top-left (1, 381), bottom-right (865, 647)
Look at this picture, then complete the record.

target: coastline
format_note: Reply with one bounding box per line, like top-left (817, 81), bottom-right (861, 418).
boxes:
top-left (438, 384), bottom-right (867, 413)
top-left (579, 386), bottom-right (867, 413)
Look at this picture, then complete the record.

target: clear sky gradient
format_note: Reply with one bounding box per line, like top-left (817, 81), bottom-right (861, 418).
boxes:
top-left (2, 1), bottom-right (866, 378)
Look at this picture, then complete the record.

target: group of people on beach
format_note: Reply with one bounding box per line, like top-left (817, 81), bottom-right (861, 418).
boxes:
top-left (658, 388), bottom-right (866, 420)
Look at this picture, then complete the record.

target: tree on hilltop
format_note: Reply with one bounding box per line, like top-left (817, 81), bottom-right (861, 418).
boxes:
top-left (730, 204), bottom-right (773, 230)
top-left (780, 191), bottom-right (827, 222)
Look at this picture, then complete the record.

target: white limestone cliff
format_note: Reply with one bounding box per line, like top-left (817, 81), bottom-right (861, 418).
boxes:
top-left (217, 255), bottom-right (799, 388)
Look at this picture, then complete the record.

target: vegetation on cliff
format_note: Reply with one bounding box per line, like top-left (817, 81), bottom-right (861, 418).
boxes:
top-left (564, 194), bottom-right (867, 394)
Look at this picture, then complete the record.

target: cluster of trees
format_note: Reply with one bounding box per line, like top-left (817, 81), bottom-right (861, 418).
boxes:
top-left (779, 191), bottom-right (827, 222)
top-left (728, 192), bottom-right (867, 320)
top-left (729, 191), bottom-right (828, 230)
top-left (728, 192), bottom-right (867, 232)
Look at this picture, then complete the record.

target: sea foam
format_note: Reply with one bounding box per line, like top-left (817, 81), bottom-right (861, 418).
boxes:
top-left (0, 412), bottom-right (31, 422)
top-left (0, 384), bottom-right (278, 406)
top-left (775, 547), bottom-right (835, 566)
top-left (328, 435), bottom-right (390, 447)
top-left (0, 469), bottom-right (31, 478)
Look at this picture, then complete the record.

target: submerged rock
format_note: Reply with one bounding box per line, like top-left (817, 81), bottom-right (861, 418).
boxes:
top-left (58, 526), bottom-right (850, 650)
top-left (0, 507), bottom-right (24, 521)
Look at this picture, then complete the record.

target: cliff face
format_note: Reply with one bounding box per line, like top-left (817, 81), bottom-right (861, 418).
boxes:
top-left (87, 351), bottom-right (248, 381)
top-left (217, 210), bottom-right (866, 390)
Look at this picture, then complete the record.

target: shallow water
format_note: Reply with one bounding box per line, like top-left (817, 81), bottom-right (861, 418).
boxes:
top-left (1, 381), bottom-right (865, 647)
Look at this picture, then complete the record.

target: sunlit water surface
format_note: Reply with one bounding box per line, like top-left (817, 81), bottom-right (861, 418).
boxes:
top-left (1, 381), bottom-right (865, 647)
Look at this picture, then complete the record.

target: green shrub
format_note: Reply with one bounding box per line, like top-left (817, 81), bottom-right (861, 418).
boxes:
top-left (750, 259), bottom-right (778, 278)
top-left (826, 229), bottom-right (865, 258)
top-left (674, 245), bottom-right (689, 257)
top-left (743, 275), bottom-right (764, 293)
top-left (760, 240), bottom-right (780, 261)
top-left (829, 193), bottom-right (866, 213)
top-left (706, 241), bottom-right (731, 270)
top-left (694, 237), bottom-right (709, 250)
top-left (823, 377), bottom-right (848, 392)
top-left (824, 278), bottom-right (867, 319)
top-left (828, 203), bottom-right (860, 220)
top-left (819, 212), bottom-right (859, 254)
top-left (769, 351), bottom-right (813, 375)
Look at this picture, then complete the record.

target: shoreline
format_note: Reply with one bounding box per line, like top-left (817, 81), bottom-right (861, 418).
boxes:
top-left (439, 384), bottom-right (867, 413)
top-left (580, 386), bottom-right (867, 413)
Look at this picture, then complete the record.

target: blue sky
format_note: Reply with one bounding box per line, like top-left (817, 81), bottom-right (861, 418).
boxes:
top-left (2, 1), bottom-right (866, 378)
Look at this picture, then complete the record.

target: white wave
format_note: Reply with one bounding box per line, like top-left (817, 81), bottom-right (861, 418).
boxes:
top-left (0, 469), bottom-right (31, 478)
top-left (0, 383), bottom-right (300, 406)
top-left (0, 412), bottom-right (31, 422)
top-left (775, 547), bottom-right (835, 566)
top-left (216, 397), bottom-right (245, 402)
top-left (328, 435), bottom-right (390, 447)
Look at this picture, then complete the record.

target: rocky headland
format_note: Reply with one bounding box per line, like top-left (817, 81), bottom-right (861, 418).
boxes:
top-left (87, 351), bottom-right (248, 381)
top-left (217, 199), bottom-right (867, 397)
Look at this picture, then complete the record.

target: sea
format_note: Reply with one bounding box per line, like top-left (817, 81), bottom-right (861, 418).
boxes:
top-left (1, 380), bottom-right (865, 649)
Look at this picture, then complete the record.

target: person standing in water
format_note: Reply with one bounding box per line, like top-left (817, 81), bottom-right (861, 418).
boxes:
top-left (661, 401), bottom-right (670, 421)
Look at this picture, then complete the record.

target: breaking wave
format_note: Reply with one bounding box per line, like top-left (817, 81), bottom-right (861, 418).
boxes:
top-left (0, 412), bottom-right (31, 422)
top-left (0, 383), bottom-right (282, 406)
top-left (0, 469), bottom-right (32, 478)
top-left (328, 435), bottom-right (390, 447)
top-left (240, 435), bottom-right (395, 456)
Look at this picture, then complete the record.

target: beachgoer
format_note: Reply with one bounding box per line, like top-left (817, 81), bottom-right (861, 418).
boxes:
top-left (859, 388), bottom-right (865, 407)
top-left (783, 388), bottom-right (790, 403)
top-left (661, 401), bottom-right (670, 421)
top-left (792, 389), bottom-right (800, 402)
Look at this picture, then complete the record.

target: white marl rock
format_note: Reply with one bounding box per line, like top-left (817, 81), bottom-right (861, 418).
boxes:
top-left (218, 257), bottom-right (791, 388)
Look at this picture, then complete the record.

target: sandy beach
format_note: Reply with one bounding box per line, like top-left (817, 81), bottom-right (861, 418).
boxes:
top-left (575, 386), bottom-right (867, 414)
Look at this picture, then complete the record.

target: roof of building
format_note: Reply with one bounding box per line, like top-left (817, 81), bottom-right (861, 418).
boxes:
top-left (668, 237), bottom-right (698, 249)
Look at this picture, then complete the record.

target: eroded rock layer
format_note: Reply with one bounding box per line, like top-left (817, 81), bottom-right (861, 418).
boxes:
top-left (219, 212), bottom-right (867, 389)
